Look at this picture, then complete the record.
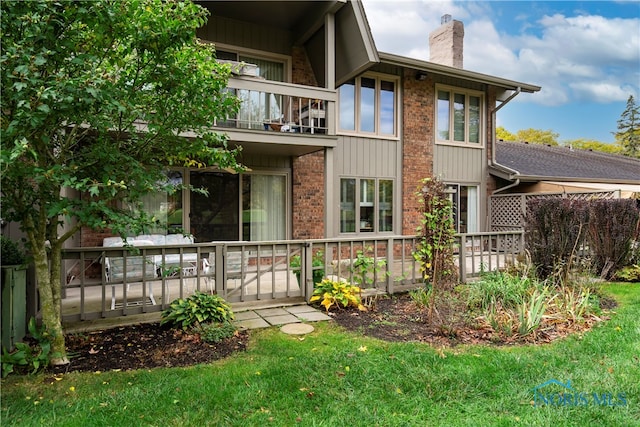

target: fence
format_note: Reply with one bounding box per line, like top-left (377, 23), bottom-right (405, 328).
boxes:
top-left (58, 231), bottom-right (524, 324)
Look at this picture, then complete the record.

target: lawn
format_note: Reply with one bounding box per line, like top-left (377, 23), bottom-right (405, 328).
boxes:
top-left (1, 283), bottom-right (638, 426)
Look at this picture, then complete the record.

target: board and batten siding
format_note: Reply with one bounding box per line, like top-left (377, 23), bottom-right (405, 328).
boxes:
top-left (197, 16), bottom-right (292, 56)
top-left (433, 144), bottom-right (485, 183)
top-left (335, 136), bottom-right (398, 177)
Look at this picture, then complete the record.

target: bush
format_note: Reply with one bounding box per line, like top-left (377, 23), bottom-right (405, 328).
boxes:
top-left (290, 251), bottom-right (325, 286)
top-left (310, 278), bottom-right (365, 312)
top-left (587, 199), bottom-right (640, 279)
top-left (466, 271), bottom-right (535, 311)
top-left (350, 247), bottom-right (388, 287)
top-left (0, 236), bottom-right (26, 265)
top-left (525, 198), bottom-right (589, 282)
top-left (2, 318), bottom-right (54, 377)
top-left (194, 322), bottom-right (237, 344)
top-left (161, 292), bottom-right (234, 330)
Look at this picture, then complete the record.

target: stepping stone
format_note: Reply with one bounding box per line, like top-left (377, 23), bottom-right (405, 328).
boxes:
top-left (285, 305), bottom-right (320, 314)
top-left (255, 308), bottom-right (289, 317)
top-left (296, 311), bottom-right (332, 322)
top-left (281, 323), bottom-right (315, 335)
top-left (263, 314), bottom-right (299, 325)
top-left (234, 311), bottom-right (261, 321)
top-left (235, 317), bottom-right (270, 330)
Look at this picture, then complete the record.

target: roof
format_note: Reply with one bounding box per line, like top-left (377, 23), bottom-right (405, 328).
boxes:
top-left (378, 52), bottom-right (541, 93)
top-left (492, 141), bottom-right (640, 184)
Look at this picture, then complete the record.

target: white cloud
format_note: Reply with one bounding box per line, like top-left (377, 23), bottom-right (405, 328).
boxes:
top-left (362, 0), bottom-right (640, 106)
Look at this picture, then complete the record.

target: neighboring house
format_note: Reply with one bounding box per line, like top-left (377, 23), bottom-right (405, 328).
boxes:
top-left (77, 0), bottom-right (540, 247)
top-left (488, 140), bottom-right (640, 231)
top-left (491, 140), bottom-right (640, 196)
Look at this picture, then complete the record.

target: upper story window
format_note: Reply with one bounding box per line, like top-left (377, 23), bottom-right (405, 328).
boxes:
top-left (436, 86), bottom-right (482, 145)
top-left (217, 50), bottom-right (285, 82)
top-left (338, 74), bottom-right (398, 137)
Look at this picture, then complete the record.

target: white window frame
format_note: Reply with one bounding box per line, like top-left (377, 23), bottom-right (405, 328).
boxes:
top-left (338, 73), bottom-right (400, 139)
top-left (446, 183), bottom-right (479, 233)
top-left (339, 177), bottom-right (395, 235)
top-left (436, 85), bottom-right (484, 147)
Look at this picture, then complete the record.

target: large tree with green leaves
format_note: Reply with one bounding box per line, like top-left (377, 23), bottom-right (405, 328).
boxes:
top-left (1, 0), bottom-right (241, 364)
top-left (614, 95), bottom-right (640, 158)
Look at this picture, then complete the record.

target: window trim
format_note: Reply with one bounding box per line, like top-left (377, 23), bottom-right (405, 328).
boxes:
top-left (338, 72), bottom-right (400, 139)
top-left (338, 177), bottom-right (395, 235)
top-left (209, 42), bottom-right (292, 83)
top-left (435, 85), bottom-right (485, 147)
top-left (446, 183), bottom-right (479, 233)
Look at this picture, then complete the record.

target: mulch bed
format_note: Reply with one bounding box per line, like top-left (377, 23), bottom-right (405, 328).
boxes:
top-left (47, 292), bottom-right (615, 375)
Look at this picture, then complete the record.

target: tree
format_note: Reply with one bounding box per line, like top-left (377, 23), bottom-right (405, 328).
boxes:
top-left (614, 95), bottom-right (640, 158)
top-left (496, 127), bottom-right (559, 145)
top-left (496, 126), bottom-right (516, 141)
top-left (1, 0), bottom-right (241, 364)
top-left (562, 139), bottom-right (622, 154)
top-left (514, 128), bottom-right (559, 145)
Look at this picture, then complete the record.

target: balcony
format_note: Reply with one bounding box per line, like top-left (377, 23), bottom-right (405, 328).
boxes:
top-left (215, 76), bottom-right (337, 156)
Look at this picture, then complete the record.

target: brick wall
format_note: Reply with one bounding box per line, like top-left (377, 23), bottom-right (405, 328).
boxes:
top-left (401, 69), bottom-right (434, 235)
top-left (292, 151), bottom-right (325, 239)
top-left (291, 47), bottom-right (325, 239)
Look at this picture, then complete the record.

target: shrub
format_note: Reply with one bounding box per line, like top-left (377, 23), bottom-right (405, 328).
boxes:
top-left (614, 265), bottom-right (640, 282)
top-left (409, 286), bottom-right (433, 309)
top-left (350, 247), bottom-right (388, 287)
top-left (2, 318), bottom-right (54, 377)
top-left (587, 199), bottom-right (640, 279)
top-left (413, 178), bottom-right (457, 288)
top-left (0, 236), bottom-right (26, 265)
top-left (525, 198), bottom-right (589, 282)
top-left (161, 292), bottom-right (234, 329)
top-left (290, 251), bottom-right (325, 286)
top-left (466, 271), bottom-right (534, 311)
top-left (194, 322), bottom-right (237, 344)
top-left (310, 278), bottom-right (365, 312)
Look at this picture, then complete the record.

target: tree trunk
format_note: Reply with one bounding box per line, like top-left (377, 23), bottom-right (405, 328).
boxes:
top-left (32, 243), bottom-right (69, 365)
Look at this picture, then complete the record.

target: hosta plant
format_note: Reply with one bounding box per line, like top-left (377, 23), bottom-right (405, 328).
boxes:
top-left (161, 292), bottom-right (234, 330)
top-left (310, 278), bottom-right (366, 312)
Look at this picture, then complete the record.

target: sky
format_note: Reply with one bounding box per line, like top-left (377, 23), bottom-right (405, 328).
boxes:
top-left (361, 0), bottom-right (640, 143)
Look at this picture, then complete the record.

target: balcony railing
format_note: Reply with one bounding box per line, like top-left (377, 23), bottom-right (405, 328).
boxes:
top-left (57, 232), bottom-right (525, 325)
top-left (216, 77), bottom-right (336, 135)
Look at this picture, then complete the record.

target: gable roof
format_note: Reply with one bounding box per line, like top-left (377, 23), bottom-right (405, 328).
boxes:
top-left (491, 141), bottom-right (640, 184)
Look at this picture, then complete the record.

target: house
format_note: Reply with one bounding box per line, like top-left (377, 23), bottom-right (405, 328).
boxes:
top-left (491, 140), bottom-right (640, 196)
top-left (488, 141), bottom-right (640, 230)
top-left (75, 0), bottom-right (541, 249)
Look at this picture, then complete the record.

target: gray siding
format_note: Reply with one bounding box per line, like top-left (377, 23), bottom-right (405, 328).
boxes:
top-left (336, 136), bottom-right (398, 177)
top-left (198, 16), bottom-right (292, 55)
top-left (434, 145), bottom-right (485, 183)
top-left (242, 153), bottom-right (291, 169)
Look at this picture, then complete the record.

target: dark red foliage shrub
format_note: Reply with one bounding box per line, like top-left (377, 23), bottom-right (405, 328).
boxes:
top-left (525, 198), bottom-right (589, 281)
top-left (587, 199), bottom-right (640, 279)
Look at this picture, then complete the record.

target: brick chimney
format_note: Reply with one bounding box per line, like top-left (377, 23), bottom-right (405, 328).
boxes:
top-left (429, 14), bottom-right (464, 68)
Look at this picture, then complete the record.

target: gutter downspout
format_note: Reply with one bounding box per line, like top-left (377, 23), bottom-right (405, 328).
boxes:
top-left (490, 87), bottom-right (521, 194)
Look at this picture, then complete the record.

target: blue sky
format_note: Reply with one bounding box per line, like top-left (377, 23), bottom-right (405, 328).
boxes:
top-left (362, 0), bottom-right (640, 143)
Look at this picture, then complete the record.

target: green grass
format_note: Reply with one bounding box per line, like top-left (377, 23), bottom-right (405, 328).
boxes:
top-left (2, 283), bottom-right (639, 426)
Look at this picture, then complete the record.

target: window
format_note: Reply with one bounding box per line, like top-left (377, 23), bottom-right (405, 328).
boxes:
top-left (340, 178), bottom-right (393, 233)
top-left (133, 171), bottom-right (184, 234)
top-left (437, 87), bottom-right (482, 144)
top-left (338, 75), bottom-right (397, 136)
top-left (447, 184), bottom-right (478, 233)
top-left (217, 50), bottom-right (286, 130)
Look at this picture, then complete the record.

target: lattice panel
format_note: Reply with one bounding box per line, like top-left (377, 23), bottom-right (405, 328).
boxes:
top-left (490, 195), bottom-right (522, 230)
top-left (489, 190), bottom-right (619, 232)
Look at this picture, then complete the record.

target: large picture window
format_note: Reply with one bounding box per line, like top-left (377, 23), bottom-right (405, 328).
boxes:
top-left (139, 169), bottom-right (288, 242)
top-left (437, 87), bottom-right (482, 145)
top-left (340, 178), bottom-right (393, 233)
top-left (339, 74), bottom-right (398, 137)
